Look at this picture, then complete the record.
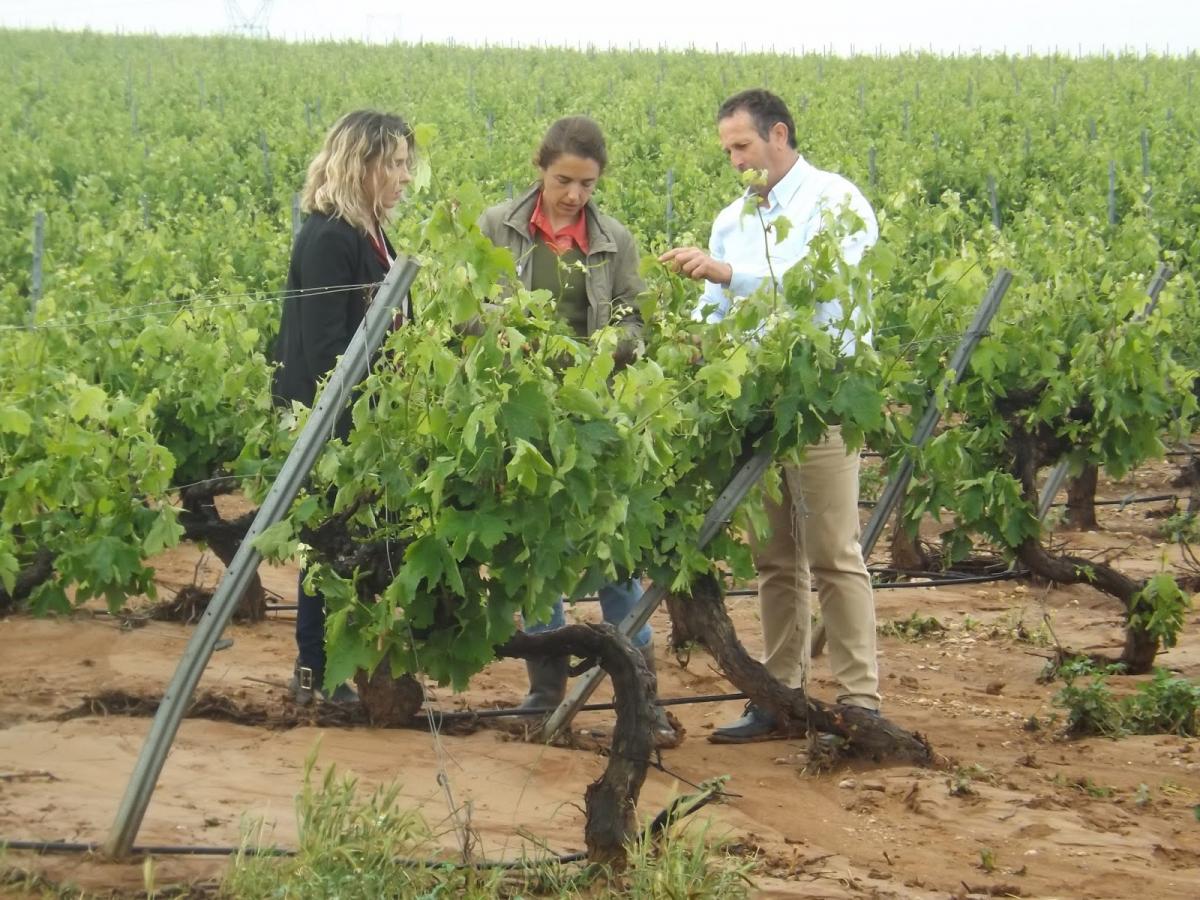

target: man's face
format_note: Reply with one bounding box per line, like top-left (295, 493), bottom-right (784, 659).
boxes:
top-left (718, 109), bottom-right (790, 193)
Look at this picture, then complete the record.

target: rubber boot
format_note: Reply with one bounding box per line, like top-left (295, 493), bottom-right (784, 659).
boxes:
top-left (638, 642), bottom-right (679, 746)
top-left (518, 655), bottom-right (569, 711)
top-left (290, 659), bottom-right (359, 707)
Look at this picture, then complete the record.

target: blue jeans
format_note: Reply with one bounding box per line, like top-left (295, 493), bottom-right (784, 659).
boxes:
top-left (524, 578), bottom-right (652, 648)
top-left (295, 569), bottom-right (326, 673)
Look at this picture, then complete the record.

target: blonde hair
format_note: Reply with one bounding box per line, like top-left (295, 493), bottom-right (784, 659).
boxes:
top-left (301, 110), bottom-right (414, 235)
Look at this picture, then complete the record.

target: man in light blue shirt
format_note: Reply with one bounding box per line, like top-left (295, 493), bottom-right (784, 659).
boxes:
top-left (662, 89), bottom-right (881, 741)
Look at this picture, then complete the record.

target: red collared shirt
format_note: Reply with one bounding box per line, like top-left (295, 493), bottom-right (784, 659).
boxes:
top-left (529, 192), bottom-right (589, 255)
top-left (368, 223), bottom-right (392, 268)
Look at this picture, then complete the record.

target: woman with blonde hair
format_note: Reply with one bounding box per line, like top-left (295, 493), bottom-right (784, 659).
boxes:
top-left (272, 109), bottom-right (414, 705)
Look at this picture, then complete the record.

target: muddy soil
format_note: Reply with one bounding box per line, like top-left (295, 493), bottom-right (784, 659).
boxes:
top-left (1, 464), bottom-right (1199, 898)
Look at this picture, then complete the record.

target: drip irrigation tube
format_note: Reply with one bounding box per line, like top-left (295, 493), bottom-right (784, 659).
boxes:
top-left (425, 691), bottom-right (750, 723)
top-left (2, 840), bottom-right (283, 857)
top-left (871, 569), bottom-right (1028, 590)
top-left (860, 492), bottom-right (1177, 510)
top-left (0, 839), bottom-right (587, 869)
top-left (1049, 492), bottom-right (1177, 508)
top-left (870, 563), bottom-right (1012, 577)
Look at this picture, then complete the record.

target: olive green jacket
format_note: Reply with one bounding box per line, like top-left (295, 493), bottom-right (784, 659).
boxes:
top-left (477, 184), bottom-right (645, 344)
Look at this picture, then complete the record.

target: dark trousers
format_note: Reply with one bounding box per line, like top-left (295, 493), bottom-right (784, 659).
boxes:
top-left (295, 569), bottom-right (326, 673)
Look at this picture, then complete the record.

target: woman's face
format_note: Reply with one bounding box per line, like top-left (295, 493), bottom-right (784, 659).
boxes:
top-left (539, 153), bottom-right (601, 224)
top-left (369, 141), bottom-right (412, 215)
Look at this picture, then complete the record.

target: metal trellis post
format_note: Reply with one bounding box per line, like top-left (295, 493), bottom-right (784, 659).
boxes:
top-left (813, 269), bottom-right (1013, 655)
top-left (987, 175), bottom-right (1001, 229)
top-left (103, 258), bottom-right (420, 858)
top-left (260, 131), bottom-right (272, 197)
top-left (1108, 160), bottom-right (1118, 225)
top-left (665, 169), bottom-right (674, 245)
top-left (29, 210), bottom-right (45, 327)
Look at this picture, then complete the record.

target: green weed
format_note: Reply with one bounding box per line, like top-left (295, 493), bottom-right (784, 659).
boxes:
top-left (1053, 660), bottom-right (1125, 737)
top-left (948, 764), bottom-right (995, 797)
top-left (1134, 783), bottom-right (1153, 807)
top-left (1123, 668), bottom-right (1200, 736)
top-left (1052, 660), bottom-right (1200, 738)
top-left (1161, 512), bottom-right (1200, 544)
top-left (222, 752), bottom-right (507, 899)
top-left (222, 751), bottom-right (756, 898)
top-left (878, 611), bottom-right (946, 640)
top-left (990, 609), bottom-right (1054, 647)
top-left (1129, 573), bottom-right (1192, 652)
top-left (1052, 774), bottom-right (1115, 798)
top-left (978, 847), bottom-right (997, 873)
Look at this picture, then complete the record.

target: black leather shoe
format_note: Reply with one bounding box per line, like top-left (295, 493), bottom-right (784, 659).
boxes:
top-left (834, 703), bottom-right (881, 718)
top-left (708, 702), bottom-right (781, 743)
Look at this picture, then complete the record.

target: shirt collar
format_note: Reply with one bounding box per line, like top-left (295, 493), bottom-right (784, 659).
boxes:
top-left (529, 191), bottom-right (590, 255)
top-left (761, 154), bottom-right (813, 211)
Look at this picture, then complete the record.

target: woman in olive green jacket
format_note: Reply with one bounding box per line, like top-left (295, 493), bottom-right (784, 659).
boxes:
top-left (477, 116), bottom-right (644, 366)
top-left (477, 117), bottom-right (671, 743)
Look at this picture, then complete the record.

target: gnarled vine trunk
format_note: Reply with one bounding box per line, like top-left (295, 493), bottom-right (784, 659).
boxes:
top-left (353, 656), bottom-right (425, 725)
top-left (496, 624), bottom-right (653, 869)
top-left (0, 547), bottom-right (56, 615)
top-left (1, 476), bottom-right (270, 620)
top-left (1014, 537), bottom-right (1156, 672)
top-left (179, 477), bottom-right (266, 622)
top-left (1011, 430), bottom-right (1157, 673)
top-left (665, 591), bottom-right (704, 652)
top-left (1172, 454), bottom-right (1200, 517)
top-left (1065, 463), bottom-right (1100, 531)
top-left (889, 513), bottom-right (931, 572)
top-left (673, 573), bottom-right (934, 765)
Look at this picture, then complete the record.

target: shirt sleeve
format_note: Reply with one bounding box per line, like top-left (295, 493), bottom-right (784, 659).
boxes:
top-left (810, 184), bottom-right (879, 354)
top-left (824, 184), bottom-right (878, 265)
top-left (297, 227), bottom-right (361, 380)
top-left (694, 219), bottom-right (733, 323)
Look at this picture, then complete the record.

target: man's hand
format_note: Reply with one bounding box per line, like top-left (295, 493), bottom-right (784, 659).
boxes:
top-left (659, 247), bottom-right (733, 285)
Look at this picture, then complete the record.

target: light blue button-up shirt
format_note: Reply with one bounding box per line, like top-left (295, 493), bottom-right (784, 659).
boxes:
top-left (697, 154), bottom-right (878, 355)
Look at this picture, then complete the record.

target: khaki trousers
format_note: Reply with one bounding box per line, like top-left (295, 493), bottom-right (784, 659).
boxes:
top-left (750, 426), bottom-right (880, 709)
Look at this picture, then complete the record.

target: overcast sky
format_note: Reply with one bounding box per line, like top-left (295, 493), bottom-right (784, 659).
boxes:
top-left (1, 0), bottom-right (1195, 55)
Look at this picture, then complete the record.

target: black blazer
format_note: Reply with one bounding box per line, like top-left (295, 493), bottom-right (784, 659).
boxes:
top-left (271, 212), bottom-right (395, 424)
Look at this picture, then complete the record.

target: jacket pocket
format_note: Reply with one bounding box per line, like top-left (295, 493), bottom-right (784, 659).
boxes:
top-left (586, 256), bottom-right (613, 335)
